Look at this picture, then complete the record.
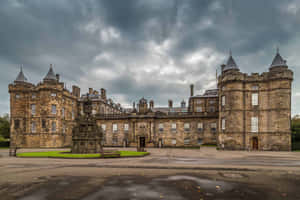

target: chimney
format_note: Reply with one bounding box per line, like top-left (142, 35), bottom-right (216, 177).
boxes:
top-left (168, 100), bottom-right (173, 108)
top-left (181, 100), bottom-right (186, 108)
top-left (149, 100), bottom-right (154, 109)
top-left (190, 84), bottom-right (194, 97)
top-left (100, 88), bottom-right (106, 100)
top-left (72, 85), bottom-right (81, 98)
top-left (133, 101), bottom-right (136, 109)
top-left (89, 88), bottom-right (93, 94)
top-left (56, 74), bottom-right (60, 82)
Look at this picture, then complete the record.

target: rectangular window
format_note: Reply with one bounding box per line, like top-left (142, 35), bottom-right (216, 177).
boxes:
top-left (252, 85), bottom-right (259, 90)
top-left (172, 139), bottom-right (176, 145)
top-left (72, 110), bottom-right (74, 119)
top-left (101, 124), bottom-right (106, 131)
top-left (124, 123), bottom-right (129, 131)
top-left (251, 117), bottom-right (258, 132)
top-left (51, 93), bottom-right (56, 97)
top-left (113, 123), bottom-right (118, 132)
top-left (184, 138), bottom-right (190, 145)
top-left (197, 122), bottom-right (203, 131)
top-left (14, 119), bottom-right (20, 129)
top-left (209, 106), bottom-right (215, 112)
top-left (171, 123), bottom-right (176, 130)
top-left (184, 123), bottom-right (190, 131)
top-left (196, 107), bottom-right (202, 112)
top-left (252, 93), bottom-right (258, 106)
top-left (51, 105), bottom-right (56, 114)
top-left (31, 122), bottom-right (36, 133)
top-left (32, 94), bottom-right (36, 99)
top-left (222, 96), bottom-right (226, 106)
top-left (31, 104), bottom-right (36, 115)
top-left (211, 122), bottom-right (217, 132)
top-left (62, 108), bottom-right (65, 117)
top-left (222, 118), bottom-right (226, 130)
top-left (51, 121), bottom-right (56, 132)
top-left (15, 94), bottom-right (20, 99)
top-left (42, 119), bottom-right (46, 129)
top-left (159, 123), bottom-right (164, 131)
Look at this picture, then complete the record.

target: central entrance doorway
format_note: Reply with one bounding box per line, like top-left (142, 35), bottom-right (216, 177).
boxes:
top-left (252, 137), bottom-right (258, 150)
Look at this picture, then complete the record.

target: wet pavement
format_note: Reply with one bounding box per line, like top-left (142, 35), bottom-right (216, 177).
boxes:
top-left (1, 147), bottom-right (300, 199)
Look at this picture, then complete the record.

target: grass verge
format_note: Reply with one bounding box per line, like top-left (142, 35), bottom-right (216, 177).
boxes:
top-left (17, 150), bottom-right (149, 158)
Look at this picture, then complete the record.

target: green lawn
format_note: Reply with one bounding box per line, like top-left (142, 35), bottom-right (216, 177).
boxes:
top-left (17, 150), bottom-right (149, 158)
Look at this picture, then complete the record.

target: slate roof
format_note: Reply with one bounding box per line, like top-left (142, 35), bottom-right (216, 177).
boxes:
top-left (15, 66), bottom-right (28, 82)
top-left (270, 50), bottom-right (287, 68)
top-left (223, 51), bottom-right (239, 72)
top-left (44, 65), bottom-right (57, 81)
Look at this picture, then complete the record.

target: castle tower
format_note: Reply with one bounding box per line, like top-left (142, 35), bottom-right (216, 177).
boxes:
top-left (218, 50), bottom-right (293, 151)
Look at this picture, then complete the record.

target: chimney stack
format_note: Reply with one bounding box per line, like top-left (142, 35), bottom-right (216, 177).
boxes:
top-left (56, 74), bottom-right (60, 82)
top-left (149, 100), bottom-right (154, 109)
top-left (190, 84), bottom-right (194, 97)
top-left (100, 88), bottom-right (106, 100)
top-left (168, 100), bottom-right (173, 108)
top-left (72, 85), bottom-right (81, 98)
top-left (89, 88), bottom-right (93, 94)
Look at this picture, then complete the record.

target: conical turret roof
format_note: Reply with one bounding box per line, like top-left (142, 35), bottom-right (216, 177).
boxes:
top-left (223, 51), bottom-right (239, 72)
top-left (44, 64), bottom-right (57, 81)
top-left (270, 48), bottom-right (287, 68)
top-left (14, 66), bottom-right (28, 83)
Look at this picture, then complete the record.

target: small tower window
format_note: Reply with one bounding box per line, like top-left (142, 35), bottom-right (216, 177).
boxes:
top-left (252, 93), bottom-right (258, 106)
top-left (51, 105), bottom-right (56, 114)
top-left (222, 118), bottom-right (226, 130)
top-left (31, 104), bottom-right (36, 115)
top-left (222, 96), bottom-right (226, 106)
top-left (251, 117), bottom-right (258, 132)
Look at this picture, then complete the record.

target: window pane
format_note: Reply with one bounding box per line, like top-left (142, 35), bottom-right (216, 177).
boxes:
top-left (52, 105), bottom-right (56, 114)
top-left (171, 123), bottom-right (176, 129)
top-left (222, 119), bottom-right (226, 130)
top-left (251, 117), bottom-right (258, 132)
top-left (252, 93), bottom-right (258, 106)
top-left (31, 104), bottom-right (36, 115)
top-left (222, 96), bottom-right (226, 106)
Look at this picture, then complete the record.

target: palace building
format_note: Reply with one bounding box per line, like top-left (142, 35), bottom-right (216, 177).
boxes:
top-left (9, 50), bottom-right (293, 151)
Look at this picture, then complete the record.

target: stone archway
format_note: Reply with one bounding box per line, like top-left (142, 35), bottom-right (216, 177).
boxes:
top-left (252, 137), bottom-right (259, 150)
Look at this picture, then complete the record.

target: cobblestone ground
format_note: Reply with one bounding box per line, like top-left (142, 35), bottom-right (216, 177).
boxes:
top-left (1, 147), bottom-right (300, 199)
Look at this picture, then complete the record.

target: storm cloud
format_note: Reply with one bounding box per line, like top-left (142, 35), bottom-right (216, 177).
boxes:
top-left (1, 0), bottom-right (300, 115)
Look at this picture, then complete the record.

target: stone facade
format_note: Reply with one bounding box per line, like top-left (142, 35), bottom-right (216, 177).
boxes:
top-left (8, 50), bottom-right (293, 151)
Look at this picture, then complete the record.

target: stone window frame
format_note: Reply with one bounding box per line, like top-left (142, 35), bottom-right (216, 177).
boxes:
top-left (101, 124), bottom-right (106, 132)
top-left (184, 123), bottom-right (190, 131)
top-left (31, 104), bottom-right (36, 115)
top-left (196, 106), bottom-right (202, 112)
top-left (221, 95), bottom-right (226, 106)
top-left (197, 122), bottom-right (203, 132)
top-left (210, 122), bottom-right (217, 132)
top-left (171, 123), bottom-right (177, 131)
top-left (51, 121), bottom-right (56, 133)
top-left (31, 121), bottom-right (36, 133)
top-left (124, 123), bottom-right (129, 132)
top-left (251, 93), bottom-right (258, 106)
top-left (251, 116), bottom-right (258, 133)
top-left (171, 138), bottom-right (176, 145)
top-left (51, 105), bottom-right (57, 114)
top-left (158, 123), bottom-right (164, 132)
top-left (222, 118), bottom-right (226, 130)
top-left (112, 123), bottom-right (118, 132)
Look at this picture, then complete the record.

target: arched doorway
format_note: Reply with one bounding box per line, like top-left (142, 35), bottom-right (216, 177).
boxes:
top-left (252, 137), bottom-right (258, 150)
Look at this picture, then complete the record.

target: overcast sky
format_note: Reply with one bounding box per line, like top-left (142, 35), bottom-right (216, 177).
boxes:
top-left (1, 0), bottom-right (300, 115)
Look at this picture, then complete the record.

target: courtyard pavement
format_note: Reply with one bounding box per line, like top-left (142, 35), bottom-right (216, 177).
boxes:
top-left (1, 147), bottom-right (300, 199)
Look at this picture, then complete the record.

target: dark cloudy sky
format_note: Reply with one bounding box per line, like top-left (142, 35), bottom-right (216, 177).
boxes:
top-left (1, 0), bottom-right (300, 115)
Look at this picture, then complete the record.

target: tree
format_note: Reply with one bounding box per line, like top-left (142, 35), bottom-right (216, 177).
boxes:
top-left (0, 114), bottom-right (10, 139)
